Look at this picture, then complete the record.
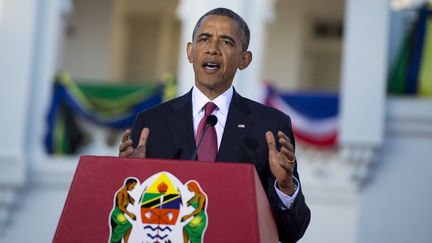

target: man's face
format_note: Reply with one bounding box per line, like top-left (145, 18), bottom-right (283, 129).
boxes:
top-left (187, 15), bottom-right (252, 98)
top-left (127, 182), bottom-right (137, 191)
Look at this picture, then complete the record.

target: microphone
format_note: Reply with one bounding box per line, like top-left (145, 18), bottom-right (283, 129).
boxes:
top-left (190, 115), bottom-right (218, 160)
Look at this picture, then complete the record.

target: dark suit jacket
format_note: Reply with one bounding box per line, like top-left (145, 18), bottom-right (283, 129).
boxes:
top-left (130, 89), bottom-right (310, 242)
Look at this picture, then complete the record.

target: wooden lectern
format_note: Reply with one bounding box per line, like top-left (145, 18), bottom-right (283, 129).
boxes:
top-left (53, 155), bottom-right (278, 242)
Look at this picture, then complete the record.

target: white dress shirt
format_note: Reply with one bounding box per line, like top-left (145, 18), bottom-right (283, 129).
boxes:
top-left (192, 86), bottom-right (232, 149)
top-left (191, 85), bottom-right (299, 209)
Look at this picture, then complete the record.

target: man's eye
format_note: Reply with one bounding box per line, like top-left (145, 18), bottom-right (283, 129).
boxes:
top-left (199, 37), bottom-right (208, 42)
top-left (224, 40), bottom-right (233, 46)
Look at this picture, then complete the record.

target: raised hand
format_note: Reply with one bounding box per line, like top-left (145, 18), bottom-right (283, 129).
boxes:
top-left (266, 131), bottom-right (296, 196)
top-left (118, 128), bottom-right (150, 158)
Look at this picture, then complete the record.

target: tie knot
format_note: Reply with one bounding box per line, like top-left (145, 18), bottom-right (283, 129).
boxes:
top-left (204, 102), bottom-right (217, 116)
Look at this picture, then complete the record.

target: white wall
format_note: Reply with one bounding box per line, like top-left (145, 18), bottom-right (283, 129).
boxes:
top-left (0, 0), bottom-right (55, 240)
top-left (263, 0), bottom-right (303, 89)
top-left (339, 0), bottom-right (388, 147)
top-left (263, 0), bottom-right (344, 90)
top-left (0, 0), bottom-right (37, 187)
top-left (62, 0), bottom-right (114, 81)
top-left (301, 202), bottom-right (358, 243)
top-left (0, 187), bottom-right (68, 243)
top-left (358, 99), bottom-right (432, 243)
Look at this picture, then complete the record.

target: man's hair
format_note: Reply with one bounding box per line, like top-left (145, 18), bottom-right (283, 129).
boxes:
top-left (192, 8), bottom-right (250, 51)
top-left (125, 178), bottom-right (137, 186)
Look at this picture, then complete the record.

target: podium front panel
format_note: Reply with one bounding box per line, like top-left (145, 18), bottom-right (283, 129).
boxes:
top-left (53, 155), bottom-right (277, 242)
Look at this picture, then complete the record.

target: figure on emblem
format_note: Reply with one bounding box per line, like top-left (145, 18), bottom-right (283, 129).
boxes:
top-left (181, 181), bottom-right (208, 243)
top-left (109, 178), bottom-right (137, 243)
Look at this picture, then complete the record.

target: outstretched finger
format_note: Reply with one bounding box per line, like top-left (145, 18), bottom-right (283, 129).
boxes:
top-left (279, 137), bottom-right (294, 153)
top-left (265, 131), bottom-right (277, 153)
top-left (136, 128), bottom-right (150, 154)
top-left (138, 128), bottom-right (150, 146)
top-left (277, 131), bottom-right (291, 144)
top-left (280, 146), bottom-right (295, 163)
top-left (121, 129), bottom-right (131, 143)
top-left (278, 131), bottom-right (294, 151)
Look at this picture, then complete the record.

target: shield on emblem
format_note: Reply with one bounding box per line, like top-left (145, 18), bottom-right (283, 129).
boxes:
top-left (141, 172), bottom-right (181, 240)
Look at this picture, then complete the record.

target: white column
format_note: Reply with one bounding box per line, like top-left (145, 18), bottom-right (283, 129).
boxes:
top-left (235, 0), bottom-right (274, 102)
top-left (176, 0), bottom-right (274, 101)
top-left (27, 0), bottom-right (78, 186)
top-left (339, 0), bottom-right (390, 180)
top-left (0, 0), bottom-right (38, 185)
top-left (0, 0), bottom-right (38, 235)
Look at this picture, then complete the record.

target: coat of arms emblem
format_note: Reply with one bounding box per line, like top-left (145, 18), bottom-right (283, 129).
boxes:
top-left (108, 172), bottom-right (208, 243)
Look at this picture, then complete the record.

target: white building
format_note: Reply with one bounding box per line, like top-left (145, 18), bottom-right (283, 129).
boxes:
top-left (0, 0), bottom-right (431, 242)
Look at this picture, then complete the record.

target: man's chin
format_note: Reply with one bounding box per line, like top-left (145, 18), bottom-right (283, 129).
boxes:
top-left (196, 82), bottom-right (231, 96)
top-left (196, 80), bottom-right (220, 90)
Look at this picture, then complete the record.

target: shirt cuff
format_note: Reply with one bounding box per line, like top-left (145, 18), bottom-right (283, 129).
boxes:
top-left (274, 177), bottom-right (300, 210)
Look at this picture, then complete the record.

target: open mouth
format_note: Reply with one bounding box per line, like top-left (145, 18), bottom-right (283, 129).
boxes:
top-left (202, 62), bottom-right (221, 70)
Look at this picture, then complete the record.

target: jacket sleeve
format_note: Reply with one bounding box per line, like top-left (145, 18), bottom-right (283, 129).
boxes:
top-left (267, 166), bottom-right (311, 242)
top-left (265, 115), bottom-right (311, 243)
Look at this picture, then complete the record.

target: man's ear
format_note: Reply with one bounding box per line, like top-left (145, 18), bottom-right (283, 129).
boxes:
top-left (239, 51), bottom-right (252, 70)
top-left (186, 42), bottom-right (193, 63)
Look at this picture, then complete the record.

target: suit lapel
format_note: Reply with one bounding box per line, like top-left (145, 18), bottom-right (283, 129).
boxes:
top-left (216, 91), bottom-right (253, 162)
top-left (168, 91), bottom-right (196, 160)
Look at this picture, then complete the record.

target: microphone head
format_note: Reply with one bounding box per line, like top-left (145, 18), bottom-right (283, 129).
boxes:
top-left (206, 115), bottom-right (218, 127)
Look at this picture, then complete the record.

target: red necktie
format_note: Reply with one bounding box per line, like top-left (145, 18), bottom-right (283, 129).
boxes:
top-left (195, 102), bottom-right (217, 161)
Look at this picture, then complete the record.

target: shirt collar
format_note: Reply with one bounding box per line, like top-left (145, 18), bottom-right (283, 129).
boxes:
top-left (192, 86), bottom-right (233, 117)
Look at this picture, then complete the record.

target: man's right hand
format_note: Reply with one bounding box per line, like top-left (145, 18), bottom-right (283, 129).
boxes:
top-left (118, 128), bottom-right (150, 158)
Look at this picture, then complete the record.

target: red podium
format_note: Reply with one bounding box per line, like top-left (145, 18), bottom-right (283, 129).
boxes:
top-left (53, 156), bottom-right (278, 243)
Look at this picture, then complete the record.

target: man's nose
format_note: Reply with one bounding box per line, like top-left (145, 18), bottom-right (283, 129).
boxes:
top-left (206, 40), bottom-right (221, 55)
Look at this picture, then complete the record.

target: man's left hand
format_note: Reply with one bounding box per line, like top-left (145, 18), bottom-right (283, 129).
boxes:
top-left (266, 131), bottom-right (296, 196)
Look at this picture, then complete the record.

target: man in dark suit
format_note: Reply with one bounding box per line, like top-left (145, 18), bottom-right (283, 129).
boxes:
top-left (119, 7), bottom-right (310, 242)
